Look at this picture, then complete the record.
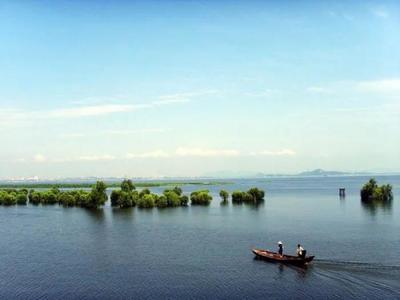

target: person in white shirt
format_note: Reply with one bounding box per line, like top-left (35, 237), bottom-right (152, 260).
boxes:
top-left (297, 244), bottom-right (305, 258)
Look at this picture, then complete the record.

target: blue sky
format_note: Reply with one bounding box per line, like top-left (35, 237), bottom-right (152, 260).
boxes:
top-left (0, 0), bottom-right (399, 178)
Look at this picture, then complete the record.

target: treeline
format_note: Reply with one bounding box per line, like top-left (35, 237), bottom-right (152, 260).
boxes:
top-left (110, 180), bottom-right (190, 208)
top-left (360, 178), bottom-right (393, 202)
top-left (0, 181), bottom-right (107, 208)
top-left (0, 179), bottom-right (266, 209)
top-left (219, 187), bottom-right (265, 204)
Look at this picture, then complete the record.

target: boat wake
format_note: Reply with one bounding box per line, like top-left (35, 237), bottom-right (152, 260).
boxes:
top-left (310, 259), bottom-right (400, 297)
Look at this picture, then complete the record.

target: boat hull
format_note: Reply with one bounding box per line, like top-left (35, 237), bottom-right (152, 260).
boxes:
top-left (252, 248), bottom-right (314, 265)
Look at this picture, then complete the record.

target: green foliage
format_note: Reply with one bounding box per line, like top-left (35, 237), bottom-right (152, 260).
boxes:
top-left (232, 191), bottom-right (245, 204)
top-left (58, 193), bottom-right (76, 207)
top-left (173, 186), bottom-right (182, 196)
top-left (0, 190), bottom-right (17, 205)
top-left (137, 193), bottom-right (155, 208)
top-left (155, 195), bottom-right (168, 208)
top-left (111, 180), bottom-right (138, 208)
top-left (16, 193), bottom-right (28, 205)
top-left (41, 191), bottom-right (58, 204)
top-left (232, 188), bottom-right (265, 204)
top-left (247, 187), bottom-right (265, 203)
top-left (121, 179), bottom-right (135, 192)
top-left (28, 190), bottom-right (42, 205)
top-left (190, 190), bottom-right (213, 205)
top-left (219, 190), bottom-right (229, 203)
top-left (86, 181), bottom-right (107, 209)
top-left (111, 190), bottom-right (121, 207)
top-left (163, 190), bottom-right (181, 207)
top-left (139, 188), bottom-right (151, 198)
top-left (361, 178), bottom-right (393, 202)
top-left (180, 195), bottom-right (189, 206)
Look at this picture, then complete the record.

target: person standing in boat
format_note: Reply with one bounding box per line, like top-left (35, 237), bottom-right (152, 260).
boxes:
top-left (278, 241), bottom-right (283, 256)
top-left (296, 244), bottom-right (306, 258)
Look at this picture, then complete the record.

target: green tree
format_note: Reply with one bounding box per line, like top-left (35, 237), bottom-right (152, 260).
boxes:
top-left (247, 187), bottom-right (265, 203)
top-left (138, 194), bottom-right (155, 208)
top-left (190, 190), bottom-right (213, 205)
top-left (155, 195), bottom-right (168, 208)
top-left (86, 181), bottom-right (107, 209)
top-left (29, 190), bottom-right (41, 205)
top-left (16, 193), bottom-right (27, 205)
top-left (219, 190), bottom-right (229, 203)
top-left (361, 178), bottom-right (393, 202)
top-left (58, 193), bottom-right (76, 207)
top-left (110, 190), bottom-right (121, 207)
top-left (121, 179), bottom-right (135, 192)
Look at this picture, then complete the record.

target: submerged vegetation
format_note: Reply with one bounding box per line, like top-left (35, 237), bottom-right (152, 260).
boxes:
top-left (110, 180), bottom-right (189, 209)
top-left (0, 189), bottom-right (28, 205)
top-left (0, 180), bottom-right (266, 210)
top-left (0, 181), bottom-right (107, 208)
top-left (190, 190), bottom-right (213, 205)
top-left (231, 187), bottom-right (265, 204)
top-left (219, 190), bottom-right (229, 205)
top-left (360, 178), bottom-right (393, 202)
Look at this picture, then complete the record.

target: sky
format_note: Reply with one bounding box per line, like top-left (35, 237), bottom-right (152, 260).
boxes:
top-left (0, 0), bottom-right (399, 179)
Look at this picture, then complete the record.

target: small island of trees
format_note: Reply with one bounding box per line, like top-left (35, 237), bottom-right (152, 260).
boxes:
top-left (232, 187), bottom-right (265, 204)
top-left (360, 178), bottom-right (393, 202)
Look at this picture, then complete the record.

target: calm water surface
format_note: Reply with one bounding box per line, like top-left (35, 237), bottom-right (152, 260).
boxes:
top-left (1, 176), bottom-right (399, 299)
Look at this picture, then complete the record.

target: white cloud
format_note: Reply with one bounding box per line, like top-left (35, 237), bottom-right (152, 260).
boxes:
top-left (126, 150), bottom-right (170, 159)
top-left (78, 155), bottom-right (116, 161)
top-left (62, 128), bottom-right (169, 138)
top-left (371, 8), bottom-right (389, 18)
top-left (104, 128), bottom-right (169, 135)
top-left (250, 149), bottom-right (296, 156)
top-left (176, 147), bottom-right (240, 157)
top-left (356, 79), bottom-right (400, 93)
top-left (244, 89), bottom-right (280, 98)
top-left (47, 104), bottom-right (147, 118)
top-left (306, 86), bottom-right (331, 93)
top-left (33, 154), bottom-right (47, 162)
top-left (153, 98), bottom-right (191, 105)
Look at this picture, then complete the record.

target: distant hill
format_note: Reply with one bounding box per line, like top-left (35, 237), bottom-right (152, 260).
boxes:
top-left (297, 169), bottom-right (349, 176)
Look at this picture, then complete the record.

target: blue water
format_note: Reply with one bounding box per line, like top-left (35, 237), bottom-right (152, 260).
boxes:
top-left (1, 175), bottom-right (399, 299)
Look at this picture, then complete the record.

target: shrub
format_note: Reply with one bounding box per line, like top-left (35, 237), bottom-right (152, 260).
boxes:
top-left (1, 192), bottom-right (16, 205)
top-left (121, 179), bottom-right (135, 192)
top-left (155, 195), bottom-right (168, 208)
top-left (219, 190), bottom-right (229, 203)
top-left (164, 190), bottom-right (181, 207)
top-left (86, 181), bottom-right (107, 209)
top-left (180, 195), bottom-right (189, 206)
top-left (361, 179), bottom-right (393, 202)
top-left (137, 194), bottom-right (155, 208)
top-left (190, 190), bottom-right (212, 205)
top-left (58, 193), bottom-right (76, 207)
top-left (232, 191), bottom-right (245, 204)
top-left (29, 191), bottom-right (41, 205)
top-left (111, 190), bottom-right (121, 207)
top-left (246, 187), bottom-right (265, 203)
top-left (16, 193), bottom-right (27, 205)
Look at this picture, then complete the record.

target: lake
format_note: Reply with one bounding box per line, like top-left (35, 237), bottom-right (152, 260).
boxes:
top-left (1, 175), bottom-right (399, 299)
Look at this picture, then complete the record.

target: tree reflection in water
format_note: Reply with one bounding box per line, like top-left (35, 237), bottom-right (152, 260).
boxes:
top-left (361, 198), bottom-right (393, 216)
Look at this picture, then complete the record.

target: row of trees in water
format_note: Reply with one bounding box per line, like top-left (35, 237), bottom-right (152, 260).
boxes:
top-left (0, 179), bottom-right (265, 209)
top-left (0, 181), bottom-right (107, 208)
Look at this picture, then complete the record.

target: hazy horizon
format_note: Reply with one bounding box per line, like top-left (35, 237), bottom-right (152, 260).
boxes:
top-left (1, 1), bottom-right (399, 178)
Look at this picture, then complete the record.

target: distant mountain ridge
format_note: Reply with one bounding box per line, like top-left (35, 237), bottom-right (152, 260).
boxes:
top-left (296, 169), bottom-right (349, 176)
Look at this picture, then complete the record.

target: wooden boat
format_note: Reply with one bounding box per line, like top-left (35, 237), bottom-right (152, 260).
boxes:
top-left (252, 248), bottom-right (314, 265)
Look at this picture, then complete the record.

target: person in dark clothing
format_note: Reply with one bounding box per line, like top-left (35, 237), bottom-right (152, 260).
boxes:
top-left (278, 241), bottom-right (283, 256)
